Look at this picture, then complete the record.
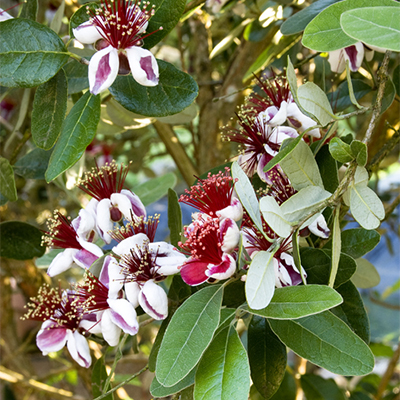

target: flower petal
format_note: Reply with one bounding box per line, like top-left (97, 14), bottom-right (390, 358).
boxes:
top-left (121, 189), bottom-right (147, 219)
top-left (126, 46), bottom-right (159, 86)
top-left (206, 253), bottom-right (236, 281)
top-left (344, 42), bottom-right (364, 72)
top-left (108, 298), bottom-right (139, 334)
top-left (180, 259), bottom-right (209, 286)
top-left (47, 248), bottom-right (78, 277)
top-left (0, 8), bottom-right (13, 21)
top-left (328, 49), bottom-right (346, 74)
top-left (286, 103), bottom-right (320, 138)
top-left (66, 330), bottom-right (92, 368)
top-left (216, 197), bottom-right (243, 222)
top-left (138, 280), bottom-right (168, 320)
top-left (96, 198), bottom-right (114, 243)
top-left (124, 281), bottom-right (140, 308)
top-left (307, 214), bottom-right (330, 239)
top-left (100, 309), bottom-right (121, 346)
top-left (89, 45), bottom-right (119, 95)
top-left (112, 233), bottom-right (149, 256)
top-left (73, 20), bottom-right (103, 44)
top-left (36, 320), bottom-right (68, 354)
top-left (220, 218), bottom-right (240, 253)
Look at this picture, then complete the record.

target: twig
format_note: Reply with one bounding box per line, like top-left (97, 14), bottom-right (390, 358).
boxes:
top-left (374, 342), bottom-right (400, 400)
top-left (369, 292), bottom-right (400, 311)
top-left (363, 51), bottom-right (392, 145)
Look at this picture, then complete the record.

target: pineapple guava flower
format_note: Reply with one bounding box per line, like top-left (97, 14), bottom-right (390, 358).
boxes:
top-left (72, 0), bottom-right (160, 94)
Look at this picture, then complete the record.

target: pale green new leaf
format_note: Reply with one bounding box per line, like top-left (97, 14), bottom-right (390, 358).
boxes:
top-left (259, 196), bottom-right (292, 238)
top-left (329, 205), bottom-right (341, 287)
top-left (341, 7), bottom-right (400, 52)
top-left (280, 140), bottom-right (324, 190)
top-left (245, 251), bottom-right (276, 310)
top-left (351, 258), bottom-right (380, 289)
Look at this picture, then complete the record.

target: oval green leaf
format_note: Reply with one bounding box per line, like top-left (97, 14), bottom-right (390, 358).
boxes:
top-left (259, 196), bottom-right (292, 238)
top-left (0, 221), bottom-right (45, 260)
top-left (0, 19), bottom-right (69, 88)
top-left (247, 285), bottom-right (343, 319)
top-left (45, 91), bottom-right (101, 182)
top-left (151, 367), bottom-right (196, 398)
top-left (32, 70), bottom-right (68, 150)
top-left (329, 137), bottom-right (354, 163)
top-left (109, 60), bottom-right (198, 117)
top-left (269, 311), bottom-right (374, 376)
top-left (351, 258), bottom-right (380, 289)
top-left (155, 285), bottom-right (224, 387)
top-left (13, 148), bottom-right (53, 180)
top-left (0, 157), bottom-right (17, 202)
top-left (63, 60), bottom-right (89, 94)
top-left (300, 374), bottom-right (347, 400)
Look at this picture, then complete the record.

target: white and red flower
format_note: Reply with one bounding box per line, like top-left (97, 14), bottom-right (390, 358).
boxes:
top-left (72, 0), bottom-right (160, 94)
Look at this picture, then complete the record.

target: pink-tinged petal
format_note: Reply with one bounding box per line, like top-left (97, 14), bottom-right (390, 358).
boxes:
top-left (216, 197), bottom-right (243, 222)
top-left (206, 253), bottom-right (236, 281)
top-left (328, 48), bottom-right (346, 73)
top-left (66, 330), bottom-right (92, 368)
top-left (121, 189), bottom-right (147, 219)
top-left (180, 259), bottom-right (209, 286)
top-left (100, 309), bottom-right (121, 346)
top-left (37, 320), bottom-right (68, 354)
top-left (286, 103), bottom-right (320, 138)
top-left (149, 242), bottom-right (186, 276)
top-left (259, 101), bottom-right (288, 127)
top-left (73, 248), bottom-right (99, 269)
top-left (100, 256), bottom-right (123, 297)
top-left (89, 45), bottom-right (119, 95)
top-left (344, 42), bottom-right (364, 72)
top-left (0, 8), bottom-right (13, 21)
top-left (97, 198), bottom-right (114, 243)
top-left (124, 281), bottom-right (140, 308)
top-left (72, 20), bottom-right (103, 44)
top-left (307, 214), bottom-right (330, 239)
top-left (71, 207), bottom-right (98, 242)
top-left (257, 153), bottom-right (273, 183)
top-left (126, 46), bottom-right (159, 86)
top-left (220, 218), bottom-right (240, 253)
top-left (277, 253), bottom-right (305, 287)
top-left (138, 280), bottom-right (168, 320)
top-left (80, 315), bottom-right (102, 335)
top-left (238, 152), bottom-right (258, 177)
top-left (47, 248), bottom-right (78, 277)
top-left (108, 298), bottom-right (139, 334)
top-left (112, 233), bottom-right (149, 256)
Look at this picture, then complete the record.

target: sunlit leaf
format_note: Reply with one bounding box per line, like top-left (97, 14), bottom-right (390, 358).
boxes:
top-left (351, 258), bottom-right (380, 289)
top-left (259, 196), bottom-right (292, 238)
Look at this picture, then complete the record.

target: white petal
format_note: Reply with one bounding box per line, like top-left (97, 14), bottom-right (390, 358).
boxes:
top-left (124, 281), bottom-right (140, 308)
top-left (149, 242), bottom-right (186, 276)
top-left (216, 197), bottom-right (243, 222)
top-left (47, 249), bottom-right (78, 277)
top-left (96, 198), bottom-right (114, 244)
top-left (71, 207), bottom-right (98, 242)
top-left (138, 280), bottom-right (168, 320)
top-left (100, 309), bottom-right (121, 346)
top-left (344, 42), bottom-right (364, 72)
top-left (73, 20), bottom-right (103, 44)
top-left (66, 331), bottom-right (92, 368)
top-left (0, 8), bottom-right (13, 21)
top-left (126, 46), bottom-right (159, 86)
top-left (328, 49), bottom-right (346, 73)
top-left (307, 214), bottom-right (330, 239)
top-left (108, 298), bottom-right (139, 334)
top-left (121, 189), bottom-right (146, 219)
top-left (36, 320), bottom-right (68, 354)
top-left (110, 192), bottom-right (135, 221)
top-left (286, 103), bottom-right (320, 138)
top-left (220, 218), bottom-right (240, 253)
top-left (207, 253), bottom-right (236, 281)
top-left (112, 233), bottom-right (149, 256)
top-left (89, 46), bottom-right (119, 95)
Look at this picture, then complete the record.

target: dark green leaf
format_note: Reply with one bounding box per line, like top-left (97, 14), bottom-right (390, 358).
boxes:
top-left (18, 0), bottom-right (38, 20)
top-left (301, 374), bottom-right (347, 400)
top-left (328, 80), bottom-right (372, 113)
top-left (168, 188), bottom-right (182, 248)
top-left (92, 357), bottom-right (113, 400)
top-left (280, 0), bottom-right (340, 35)
top-left (151, 368), bottom-right (196, 398)
top-left (223, 279), bottom-right (246, 308)
top-left (109, 60), bottom-right (198, 117)
top-left (393, 64), bottom-right (400, 96)
top-left (143, 0), bottom-right (186, 49)
top-left (63, 60), bottom-right (89, 94)
top-left (194, 326), bottom-right (251, 400)
top-left (301, 247), bottom-right (356, 288)
top-left (215, 308), bottom-right (236, 335)
top-left (329, 137), bottom-right (354, 163)
top-left (0, 157), bottom-right (17, 202)
top-left (155, 285), bottom-right (223, 387)
top-left (133, 172), bottom-right (177, 206)
top-left (331, 280), bottom-right (370, 344)
top-left (0, 19), bottom-right (69, 88)
top-left (269, 371), bottom-right (297, 400)
top-left (32, 70), bottom-right (68, 150)
top-left (148, 317), bottom-right (170, 373)
top-left (248, 316), bottom-right (286, 399)
top-left (0, 221), bottom-right (45, 260)
top-left (350, 140), bottom-right (368, 167)
top-left (324, 228), bottom-right (380, 259)
top-left (269, 311), bottom-right (374, 376)
top-left (315, 144), bottom-right (339, 194)
top-left (45, 91), bottom-right (101, 182)
top-left (13, 148), bottom-right (53, 180)
top-left (168, 274), bottom-right (192, 303)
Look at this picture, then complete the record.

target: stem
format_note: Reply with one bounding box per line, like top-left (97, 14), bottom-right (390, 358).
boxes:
top-left (67, 52), bottom-right (90, 65)
top-left (328, 204), bottom-right (341, 288)
top-left (383, 192), bottom-right (400, 222)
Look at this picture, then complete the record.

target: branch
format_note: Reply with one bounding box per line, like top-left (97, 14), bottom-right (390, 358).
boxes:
top-left (383, 192), bottom-right (400, 222)
top-left (375, 342), bottom-right (400, 400)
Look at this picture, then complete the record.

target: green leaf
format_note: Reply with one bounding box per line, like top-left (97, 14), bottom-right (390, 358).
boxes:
top-left (300, 374), bottom-right (347, 400)
top-left (45, 91), bottom-right (101, 182)
top-left (109, 60), bottom-right (198, 117)
top-left (194, 326), bottom-right (251, 400)
top-left (133, 173), bottom-right (177, 206)
top-left (350, 140), bottom-right (368, 167)
top-left (0, 157), bottom-right (17, 202)
top-left (328, 79), bottom-right (372, 113)
top-left (259, 196), bottom-right (292, 238)
top-left (232, 161), bottom-right (264, 234)
top-left (155, 285), bottom-right (224, 387)
top-left (315, 144), bottom-right (339, 194)
top-left (331, 280), bottom-right (370, 344)
top-left (329, 137), bottom-right (354, 163)
top-left (222, 279), bottom-right (246, 309)
top-left (351, 258), bottom-right (380, 289)
top-left (151, 367), bottom-right (196, 398)
top-left (92, 357), bottom-right (113, 400)
top-left (340, 7), bottom-right (400, 51)
top-left (269, 371), bottom-right (297, 400)
top-left (168, 188), bottom-right (182, 248)
top-left (63, 60), bottom-right (89, 94)
top-left (245, 251), bottom-right (276, 310)
top-left (247, 285), bottom-right (343, 319)
top-left (280, 0), bottom-right (339, 35)
top-left (50, 0), bottom-right (66, 34)
top-left (32, 70), bottom-right (68, 150)
top-left (280, 139), bottom-right (324, 190)
top-left (13, 148), bottom-right (53, 180)
top-left (374, 76), bottom-right (396, 114)
top-left (329, 205), bottom-right (341, 287)
top-left (168, 274), bottom-right (192, 303)
top-left (302, 0), bottom-right (400, 52)
top-left (297, 82), bottom-right (335, 126)
top-left (0, 221), bottom-right (45, 260)
top-left (269, 311), bottom-right (374, 376)
top-left (143, 0), bottom-right (186, 50)
top-left (18, 0), bottom-right (38, 20)
top-left (393, 64), bottom-right (400, 96)
top-left (148, 316), bottom-right (171, 373)
top-left (324, 228), bottom-right (380, 259)
top-left (215, 308), bottom-right (236, 335)
top-left (0, 19), bottom-right (69, 88)
top-left (248, 316), bottom-right (286, 399)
